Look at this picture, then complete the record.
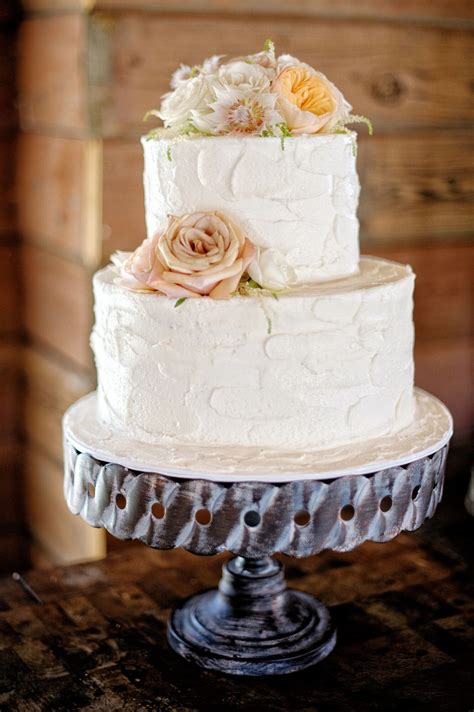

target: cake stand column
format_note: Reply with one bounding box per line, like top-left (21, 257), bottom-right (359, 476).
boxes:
top-left (167, 555), bottom-right (336, 676)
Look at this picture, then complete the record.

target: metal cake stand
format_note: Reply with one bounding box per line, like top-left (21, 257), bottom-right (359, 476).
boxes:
top-left (63, 437), bottom-right (449, 676)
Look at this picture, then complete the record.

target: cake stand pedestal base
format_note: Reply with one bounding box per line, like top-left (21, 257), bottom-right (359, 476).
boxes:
top-left (168, 556), bottom-right (335, 676)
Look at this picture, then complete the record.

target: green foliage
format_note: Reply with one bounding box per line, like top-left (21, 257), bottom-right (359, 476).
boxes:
top-left (174, 297), bottom-right (187, 307)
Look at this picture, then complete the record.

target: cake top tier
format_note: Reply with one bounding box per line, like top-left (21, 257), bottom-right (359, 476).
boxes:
top-left (144, 39), bottom-right (371, 141)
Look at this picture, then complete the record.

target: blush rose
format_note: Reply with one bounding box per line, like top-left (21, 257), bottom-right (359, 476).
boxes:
top-left (116, 211), bottom-right (256, 300)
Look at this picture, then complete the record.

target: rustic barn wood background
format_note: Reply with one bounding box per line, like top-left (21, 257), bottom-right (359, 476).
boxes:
top-left (0, 0), bottom-right (472, 569)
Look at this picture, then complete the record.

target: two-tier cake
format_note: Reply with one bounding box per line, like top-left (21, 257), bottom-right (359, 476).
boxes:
top-left (64, 42), bottom-right (452, 479)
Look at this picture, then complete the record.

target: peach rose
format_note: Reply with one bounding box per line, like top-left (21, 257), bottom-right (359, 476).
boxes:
top-left (273, 64), bottom-right (350, 135)
top-left (116, 211), bottom-right (256, 300)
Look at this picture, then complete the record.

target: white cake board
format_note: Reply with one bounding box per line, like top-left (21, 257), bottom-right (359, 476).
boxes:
top-left (63, 388), bottom-right (452, 483)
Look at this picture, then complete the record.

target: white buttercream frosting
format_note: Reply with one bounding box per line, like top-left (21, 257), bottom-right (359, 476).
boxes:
top-left (142, 133), bottom-right (360, 287)
top-left (91, 257), bottom-right (415, 452)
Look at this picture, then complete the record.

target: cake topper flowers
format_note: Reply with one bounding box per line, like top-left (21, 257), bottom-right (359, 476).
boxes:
top-left (145, 40), bottom-right (372, 140)
top-left (112, 211), bottom-right (256, 301)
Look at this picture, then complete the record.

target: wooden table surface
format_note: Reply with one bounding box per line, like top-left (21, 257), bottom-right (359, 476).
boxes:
top-left (0, 454), bottom-right (472, 711)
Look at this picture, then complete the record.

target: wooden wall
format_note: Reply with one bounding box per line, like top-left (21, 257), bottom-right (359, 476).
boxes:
top-left (0, 2), bottom-right (26, 572)
top-left (16, 0), bottom-right (473, 564)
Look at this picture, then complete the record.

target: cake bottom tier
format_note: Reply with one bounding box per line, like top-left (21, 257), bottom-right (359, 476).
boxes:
top-left (92, 257), bottom-right (415, 452)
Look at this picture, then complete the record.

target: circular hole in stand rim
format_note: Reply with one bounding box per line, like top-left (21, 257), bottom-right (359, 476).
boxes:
top-left (152, 502), bottom-right (165, 520)
top-left (116, 493), bottom-right (126, 510)
top-left (244, 510), bottom-right (261, 528)
top-left (412, 485), bottom-right (421, 500)
top-left (294, 510), bottom-right (311, 527)
top-left (380, 495), bottom-right (392, 512)
top-left (340, 504), bottom-right (355, 521)
top-left (87, 482), bottom-right (95, 498)
top-left (195, 508), bottom-right (212, 526)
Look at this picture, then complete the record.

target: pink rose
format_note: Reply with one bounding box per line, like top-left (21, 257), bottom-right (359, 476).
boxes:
top-left (116, 211), bottom-right (256, 300)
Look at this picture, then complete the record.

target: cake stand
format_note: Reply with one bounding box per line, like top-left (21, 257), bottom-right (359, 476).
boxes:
top-left (63, 390), bottom-right (452, 675)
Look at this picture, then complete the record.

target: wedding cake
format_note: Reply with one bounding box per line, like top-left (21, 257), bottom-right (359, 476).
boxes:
top-left (90, 42), bottom-right (419, 456)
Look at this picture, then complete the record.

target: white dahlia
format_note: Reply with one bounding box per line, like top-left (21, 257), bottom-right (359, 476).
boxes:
top-left (201, 85), bottom-right (283, 135)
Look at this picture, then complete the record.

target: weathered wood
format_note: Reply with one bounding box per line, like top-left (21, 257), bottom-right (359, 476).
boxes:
top-left (17, 134), bottom-right (102, 265)
top-left (102, 139), bottom-right (145, 259)
top-left (0, 140), bottom-right (16, 235)
top-left (23, 346), bottom-right (94, 464)
top-left (415, 337), bottom-right (473, 441)
top-left (376, 241), bottom-right (474, 341)
top-left (21, 245), bottom-right (93, 369)
top-left (17, 15), bottom-right (88, 134)
top-left (87, 13), bottom-right (474, 138)
top-left (19, 0), bottom-right (474, 26)
top-left (358, 131), bottom-right (474, 241)
top-left (0, 29), bottom-right (17, 135)
top-left (16, 12), bottom-right (474, 136)
top-left (24, 446), bottom-right (106, 564)
top-left (20, 0), bottom-right (474, 23)
top-left (0, 341), bottom-right (22, 443)
top-left (0, 245), bottom-right (18, 335)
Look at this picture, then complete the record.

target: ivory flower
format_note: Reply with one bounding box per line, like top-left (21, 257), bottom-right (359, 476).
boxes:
top-left (170, 55), bottom-right (223, 89)
top-left (273, 63), bottom-right (351, 134)
top-left (202, 85), bottom-right (283, 135)
top-left (158, 75), bottom-right (215, 131)
top-left (115, 212), bottom-right (256, 300)
top-left (248, 248), bottom-right (297, 291)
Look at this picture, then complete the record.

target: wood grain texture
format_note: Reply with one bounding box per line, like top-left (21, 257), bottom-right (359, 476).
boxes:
top-left (0, 28), bottom-right (17, 135)
top-left (24, 346), bottom-right (94, 464)
top-left (0, 245), bottom-right (19, 335)
top-left (17, 15), bottom-right (88, 134)
top-left (375, 241), bottom-right (474, 341)
top-left (102, 139), bottom-right (145, 260)
top-left (24, 446), bottom-right (105, 564)
top-left (0, 140), bottom-right (16, 235)
top-left (20, 0), bottom-right (474, 22)
top-left (17, 134), bottom-right (102, 264)
top-left (358, 131), bottom-right (474, 241)
top-left (86, 13), bottom-right (474, 138)
top-left (0, 342), bottom-right (22, 445)
top-left (415, 338), bottom-right (473, 440)
top-left (21, 245), bottom-right (93, 369)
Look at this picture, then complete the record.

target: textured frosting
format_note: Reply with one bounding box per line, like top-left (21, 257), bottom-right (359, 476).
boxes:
top-left (142, 133), bottom-right (360, 286)
top-left (91, 257), bottom-right (416, 452)
top-left (65, 389), bottom-right (452, 481)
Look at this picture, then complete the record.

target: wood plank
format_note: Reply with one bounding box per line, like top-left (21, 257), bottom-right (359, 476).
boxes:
top-left (102, 139), bottom-right (145, 259)
top-left (21, 0), bottom-right (474, 25)
top-left (17, 15), bottom-right (88, 134)
top-left (0, 140), bottom-right (16, 235)
top-left (0, 342), bottom-right (22, 443)
top-left (21, 245), bottom-right (93, 369)
top-left (358, 131), bottom-right (474, 242)
top-left (87, 13), bottom-right (474, 138)
top-left (23, 346), bottom-right (94, 464)
top-left (24, 446), bottom-right (106, 565)
top-left (375, 241), bottom-right (473, 342)
top-left (17, 134), bottom-right (102, 264)
top-left (0, 29), bottom-right (17, 135)
top-left (0, 245), bottom-right (19, 335)
top-left (0, 461), bottom-right (23, 529)
top-left (414, 337), bottom-right (473, 442)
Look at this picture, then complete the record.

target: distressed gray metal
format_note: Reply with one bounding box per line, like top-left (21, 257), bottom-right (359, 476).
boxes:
top-left (63, 437), bottom-right (448, 675)
top-left (63, 438), bottom-right (447, 559)
top-left (168, 556), bottom-right (336, 676)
